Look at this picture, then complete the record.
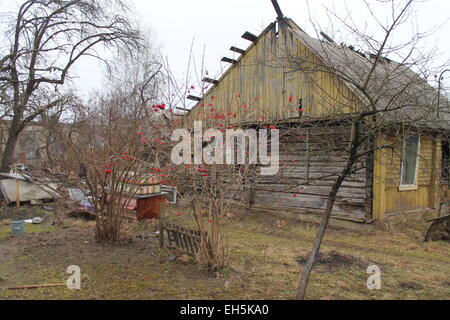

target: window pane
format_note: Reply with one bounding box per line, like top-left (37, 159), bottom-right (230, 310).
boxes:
top-left (401, 135), bottom-right (419, 185)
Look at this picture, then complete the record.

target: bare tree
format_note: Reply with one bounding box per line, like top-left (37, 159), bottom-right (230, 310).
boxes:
top-left (0, 0), bottom-right (141, 172)
top-left (53, 35), bottom-right (171, 243)
top-left (60, 90), bottom-right (174, 243)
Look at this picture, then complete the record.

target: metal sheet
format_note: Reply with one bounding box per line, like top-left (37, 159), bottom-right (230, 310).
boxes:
top-left (0, 179), bottom-right (56, 204)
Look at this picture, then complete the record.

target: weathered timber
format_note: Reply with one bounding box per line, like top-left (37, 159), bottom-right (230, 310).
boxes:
top-left (241, 31), bottom-right (258, 42)
top-left (248, 203), bottom-right (367, 222)
top-left (246, 125), bottom-right (369, 222)
top-left (230, 46), bottom-right (246, 55)
top-left (160, 223), bottom-right (203, 255)
top-left (271, 0), bottom-right (284, 18)
top-left (273, 171), bottom-right (365, 182)
top-left (221, 57), bottom-right (238, 64)
top-left (254, 190), bottom-right (366, 204)
top-left (253, 184), bottom-right (367, 198)
top-left (187, 95), bottom-right (202, 102)
top-left (254, 194), bottom-right (365, 215)
top-left (203, 77), bottom-right (218, 84)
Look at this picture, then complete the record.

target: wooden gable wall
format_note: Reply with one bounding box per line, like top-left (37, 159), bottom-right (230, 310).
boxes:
top-left (184, 19), bottom-right (359, 128)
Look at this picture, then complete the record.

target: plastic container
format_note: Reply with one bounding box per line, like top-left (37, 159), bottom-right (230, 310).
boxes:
top-left (11, 220), bottom-right (25, 235)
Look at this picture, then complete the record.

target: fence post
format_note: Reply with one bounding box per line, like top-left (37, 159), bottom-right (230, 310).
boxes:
top-left (15, 179), bottom-right (20, 207)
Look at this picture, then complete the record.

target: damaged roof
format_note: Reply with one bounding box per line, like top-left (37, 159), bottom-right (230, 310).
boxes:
top-left (186, 16), bottom-right (450, 130)
top-left (288, 22), bottom-right (450, 129)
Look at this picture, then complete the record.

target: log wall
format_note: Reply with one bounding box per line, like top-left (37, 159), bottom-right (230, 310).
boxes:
top-left (246, 125), bottom-right (370, 223)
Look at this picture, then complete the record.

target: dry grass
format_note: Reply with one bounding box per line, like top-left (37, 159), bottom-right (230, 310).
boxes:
top-left (0, 224), bottom-right (55, 239)
top-left (0, 206), bottom-right (449, 300)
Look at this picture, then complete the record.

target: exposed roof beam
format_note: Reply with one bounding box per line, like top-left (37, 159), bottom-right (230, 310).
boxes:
top-left (187, 95), bottom-right (202, 102)
top-left (202, 77), bottom-right (218, 85)
top-left (241, 31), bottom-right (258, 42)
top-left (221, 57), bottom-right (237, 64)
top-left (271, 0), bottom-right (284, 19)
top-left (230, 46), bottom-right (246, 55)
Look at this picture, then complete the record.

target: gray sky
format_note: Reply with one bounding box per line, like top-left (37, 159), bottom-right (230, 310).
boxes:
top-left (2, 0), bottom-right (450, 99)
top-left (74, 0), bottom-right (450, 99)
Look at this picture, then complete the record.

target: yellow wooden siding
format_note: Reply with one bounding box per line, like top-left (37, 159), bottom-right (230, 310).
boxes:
top-left (372, 134), bottom-right (387, 220)
top-left (185, 21), bottom-right (358, 127)
top-left (373, 133), bottom-right (443, 219)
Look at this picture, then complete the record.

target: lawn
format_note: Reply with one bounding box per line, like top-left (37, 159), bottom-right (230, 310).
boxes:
top-left (0, 204), bottom-right (449, 300)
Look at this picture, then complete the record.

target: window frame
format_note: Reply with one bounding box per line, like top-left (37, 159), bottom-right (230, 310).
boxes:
top-left (399, 134), bottom-right (421, 191)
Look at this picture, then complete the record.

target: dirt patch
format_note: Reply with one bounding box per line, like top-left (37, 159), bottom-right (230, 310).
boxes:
top-left (0, 226), bottom-right (90, 261)
top-left (296, 250), bottom-right (372, 272)
top-left (0, 220), bottom-right (224, 299)
top-left (67, 210), bottom-right (96, 221)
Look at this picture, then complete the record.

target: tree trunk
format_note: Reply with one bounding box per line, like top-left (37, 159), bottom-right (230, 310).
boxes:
top-left (296, 120), bottom-right (361, 299)
top-left (0, 127), bottom-right (20, 172)
top-left (296, 174), bottom-right (346, 299)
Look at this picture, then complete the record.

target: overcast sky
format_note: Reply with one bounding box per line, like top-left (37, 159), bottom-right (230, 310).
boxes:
top-left (2, 0), bottom-right (450, 100)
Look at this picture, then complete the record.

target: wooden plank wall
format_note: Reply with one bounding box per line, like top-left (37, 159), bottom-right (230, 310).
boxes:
top-left (246, 125), bottom-right (369, 223)
top-left (176, 126), bottom-right (370, 222)
top-left (373, 133), bottom-right (444, 219)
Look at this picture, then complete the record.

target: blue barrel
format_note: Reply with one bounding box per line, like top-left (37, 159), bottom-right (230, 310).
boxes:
top-left (11, 220), bottom-right (25, 235)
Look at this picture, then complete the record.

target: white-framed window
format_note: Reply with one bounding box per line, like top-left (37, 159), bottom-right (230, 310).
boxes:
top-left (400, 134), bottom-right (420, 188)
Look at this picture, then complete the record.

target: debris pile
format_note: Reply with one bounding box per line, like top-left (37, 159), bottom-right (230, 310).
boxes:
top-left (0, 173), bottom-right (58, 205)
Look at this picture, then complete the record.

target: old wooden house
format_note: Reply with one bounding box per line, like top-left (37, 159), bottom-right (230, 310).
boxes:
top-left (182, 15), bottom-right (450, 224)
